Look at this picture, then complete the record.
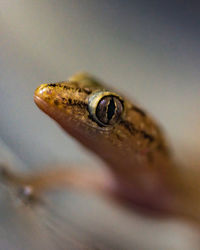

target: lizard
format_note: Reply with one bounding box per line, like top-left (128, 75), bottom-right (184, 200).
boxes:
top-left (1, 72), bottom-right (200, 223)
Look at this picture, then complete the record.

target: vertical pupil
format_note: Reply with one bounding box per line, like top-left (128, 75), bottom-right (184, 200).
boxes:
top-left (95, 95), bottom-right (123, 125)
top-left (107, 97), bottom-right (115, 120)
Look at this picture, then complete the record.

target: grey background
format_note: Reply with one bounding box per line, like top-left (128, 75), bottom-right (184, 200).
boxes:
top-left (0, 1), bottom-right (200, 249)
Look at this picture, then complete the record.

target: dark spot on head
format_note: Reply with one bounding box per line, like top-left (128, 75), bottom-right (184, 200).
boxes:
top-left (83, 88), bottom-right (92, 94)
top-left (48, 84), bottom-right (57, 87)
top-left (120, 119), bottom-right (154, 142)
top-left (65, 98), bottom-right (87, 108)
top-left (120, 120), bottom-right (136, 135)
top-left (74, 100), bottom-right (87, 107)
top-left (54, 99), bottom-right (59, 105)
top-left (63, 85), bottom-right (71, 90)
top-left (141, 131), bottom-right (154, 142)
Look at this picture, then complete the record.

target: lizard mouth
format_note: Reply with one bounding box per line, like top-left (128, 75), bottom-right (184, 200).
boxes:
top-left (34, 94), bottom-right (50, 115)
top-left (34, 85), bottom-right (89, 139)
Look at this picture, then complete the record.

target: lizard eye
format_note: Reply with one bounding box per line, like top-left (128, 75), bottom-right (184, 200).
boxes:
top-left (88, 91), bottom-right (124, 126)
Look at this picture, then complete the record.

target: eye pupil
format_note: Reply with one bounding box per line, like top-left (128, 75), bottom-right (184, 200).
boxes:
top-left (107, 97), bottom-right (115, 120)
top-left (96, 95), bottom-right (123, 126)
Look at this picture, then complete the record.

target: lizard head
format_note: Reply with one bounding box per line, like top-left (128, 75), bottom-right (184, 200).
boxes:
top-left (34, 73), bottom-right (166, 170)
top-left (34, 72), bottom-right (125, 131)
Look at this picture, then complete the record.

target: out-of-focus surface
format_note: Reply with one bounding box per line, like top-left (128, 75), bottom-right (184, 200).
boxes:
top-left (0, 1), bottom-right (200, 249)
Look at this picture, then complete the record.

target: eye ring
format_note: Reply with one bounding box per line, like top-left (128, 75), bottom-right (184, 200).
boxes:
top-left (88, 91), bottom-right (124, 126)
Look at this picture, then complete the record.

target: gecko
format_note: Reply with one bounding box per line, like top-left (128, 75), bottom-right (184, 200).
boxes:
top-left (1, 73), bottom-right (200, 223)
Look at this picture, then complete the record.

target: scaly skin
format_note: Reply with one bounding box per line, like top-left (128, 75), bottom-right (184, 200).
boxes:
top-left (2, 73), bottom-right (200, 221)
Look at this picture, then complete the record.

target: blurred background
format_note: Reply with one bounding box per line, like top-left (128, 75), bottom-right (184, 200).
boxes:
top-left (0, 1), bottom-right (200, 249)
